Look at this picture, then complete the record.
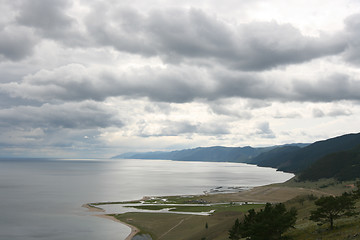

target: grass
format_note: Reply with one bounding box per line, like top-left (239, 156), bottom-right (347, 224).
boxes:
top-left (114, 211), bottom-right (242, 240)
top-left (282, 177), bottom-right (358, 195)
top-left (284, 196), bottom-right (360, 240)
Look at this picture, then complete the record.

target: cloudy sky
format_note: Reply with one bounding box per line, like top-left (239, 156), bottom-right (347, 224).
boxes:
top-left (1, 0), bottom-right (360, 158)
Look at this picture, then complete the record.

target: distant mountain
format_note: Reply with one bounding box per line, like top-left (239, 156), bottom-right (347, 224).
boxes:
top-left (114, 133), bottom-right (360, 175)
top-left (257, 132), bottom-right (360, 173)
top-left (298, 144), bottom-right (360, 181)
top-left (113, 146), bottom-right (272, 162)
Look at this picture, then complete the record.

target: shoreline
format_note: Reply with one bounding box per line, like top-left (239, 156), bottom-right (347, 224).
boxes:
top-left (96, 214), bottom-right (140, 240)
top-left (82, 204), bottom-right (140, 240)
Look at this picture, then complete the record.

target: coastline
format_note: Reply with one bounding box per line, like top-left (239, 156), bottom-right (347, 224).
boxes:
top-left (83, 204), bottom-right (140, 240)
top-left (97, 214), bottom-right (140, 240)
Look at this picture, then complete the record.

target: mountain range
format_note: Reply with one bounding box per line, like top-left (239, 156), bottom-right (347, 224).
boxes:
top-left (114, 132), bottom-right (360, 180)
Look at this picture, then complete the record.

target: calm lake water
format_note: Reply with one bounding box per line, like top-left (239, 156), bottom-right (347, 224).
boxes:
top-left (0, 158), bottom-right (293, 240)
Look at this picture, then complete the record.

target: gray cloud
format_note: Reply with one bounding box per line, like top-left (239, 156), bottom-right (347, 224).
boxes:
top-left (343, 13), bottom-right (360, 65)
top-left (293, 73), bottom-right (360, 102)
top-left (0, 101), bottom-right (123, 129)
top-left (1, 64), bottom-right (213, 103)
top-left (138, 120), bottom-right (197, 137)
top-left (0, 25), bottom-right (38, 61)
top-left (197, 122), bottom-right (231, 135)
top-left (0, 1), bottom-right (352, 69)
top-left (3, 64), bottom-right (360, 105)
top-left (328, 108), bottom-right (352, 117)
top-left (255, 122), bottom-right (275, 138)
top-left (312, 107), bottom-right (352, 118)
top-left (312, 108), bottom-right (325, 118)
top-left (137, 119), bottom-right (230, 137)
top-left (85, 7), bottom-right (346, 70)
top-left (17, 0), bottom-right (73, 33)
top-left (209, 101), bottom-right (253, 119)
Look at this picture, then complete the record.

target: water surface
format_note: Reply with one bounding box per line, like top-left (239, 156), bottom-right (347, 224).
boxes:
top-left (0, 158), bottom-right (293, 240)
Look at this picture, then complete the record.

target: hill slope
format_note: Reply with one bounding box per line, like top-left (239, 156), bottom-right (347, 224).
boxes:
top-left (298, 144), bottom-right (360, 181)
top-left (257, 132), bottom-right (360, 173)
top-left (247, 145), bottom-right (301, 165)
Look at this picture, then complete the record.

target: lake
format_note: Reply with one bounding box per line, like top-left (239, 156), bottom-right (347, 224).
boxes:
top-left (0, 158), bottom-right (293, 240)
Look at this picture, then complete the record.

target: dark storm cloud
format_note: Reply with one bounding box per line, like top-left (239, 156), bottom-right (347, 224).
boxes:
top-left (0, 101), bottom-right (123, 129)
top-left (85, 8), bottom-right (346, 71)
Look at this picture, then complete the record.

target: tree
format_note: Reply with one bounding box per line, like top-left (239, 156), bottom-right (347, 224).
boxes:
top-left (229, 203), bottom-right (297, 240)
top-left (229, 218), bottom-right (241, 240)
top-left (310, 192), bottom-right (357, 230)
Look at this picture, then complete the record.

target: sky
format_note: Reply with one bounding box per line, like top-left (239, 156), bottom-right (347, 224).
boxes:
top-left (1, 0), bottom-right (360, 158)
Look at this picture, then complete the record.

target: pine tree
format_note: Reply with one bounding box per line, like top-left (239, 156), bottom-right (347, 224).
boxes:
top-left (310, 192), bottom-right (357, 230)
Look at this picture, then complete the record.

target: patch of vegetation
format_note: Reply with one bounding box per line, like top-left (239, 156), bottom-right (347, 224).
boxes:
top-left (229, 203), bottom-right (297, 240)
top-left (125, 203), bottom-right (264, 213)
top-left (310, 193), bottom-right (358, 230)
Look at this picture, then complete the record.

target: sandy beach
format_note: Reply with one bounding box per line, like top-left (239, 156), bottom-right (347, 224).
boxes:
top-left (97, 214), bottom-right (140, 240)
top-left (83, 203), bottom-right (140, 240)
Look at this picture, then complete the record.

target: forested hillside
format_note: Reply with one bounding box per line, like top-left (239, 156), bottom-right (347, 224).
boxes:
top-left (298, 144), bottom-right (360, 181)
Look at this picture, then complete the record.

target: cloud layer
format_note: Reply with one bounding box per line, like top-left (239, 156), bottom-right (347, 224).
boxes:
top-left (0, 0), bottom-right (360, 157)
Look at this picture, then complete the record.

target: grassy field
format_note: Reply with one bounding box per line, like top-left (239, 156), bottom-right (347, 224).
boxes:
top-left (114, 211), bottom-right (243, 240)
top-left (283, 194), bottom-right (360, 240)
top-left (107, 178), bottom-right (360, 240)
